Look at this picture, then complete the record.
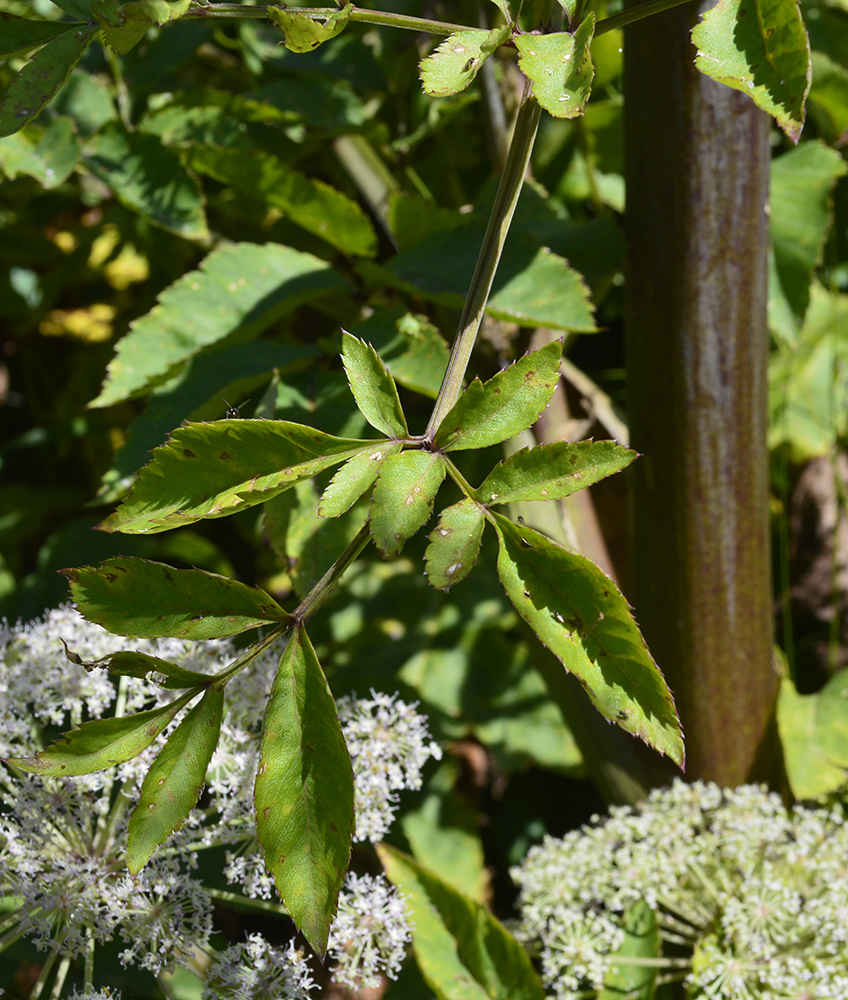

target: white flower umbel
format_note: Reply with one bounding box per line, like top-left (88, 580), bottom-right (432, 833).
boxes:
top-left (511, 779), bottom-right (848, 1000)
top-left (336, 691), bottom-right (442, 842)
top-left (202, 934), bottom-right (316, 1000)
top-left (327, 872), bottom-right (412, 991)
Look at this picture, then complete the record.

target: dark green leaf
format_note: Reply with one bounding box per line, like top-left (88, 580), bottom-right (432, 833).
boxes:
top-left (255, 628), bottom-right (354, 955)
top-left (377, 843), bottom-right (546, 1000)
top-left (50, 0), bottom-right (94, 18)
top-left (64, 556), bottom-right (290, 638)
top-left (435, 340), bottom-right (562, 452)
top-left (341, 332), bottom-right (408, 439)
top-left (425, 498), bottom-right (485, 591)
top-left (515, 14), bottom-right (595, 119)
top-left (187, 145), bottom-right (376, 257)
top-left (319, 442), bottom-right (402, 518)
top-left (127, 685), bottom-right (224, 874)
top-left (91, 243), bottom-right (344, 408)
top-left (491, 512), bottom-right (684, 765)
top-left (692, 0), bottom-right (811, 143)
top-left (370, 451), bottom-right (447, 556)
top-left (0, 116), bottom-right (81, 188)
top-left (420, 26), bottom-right (510, 97)
top-left (0, 13), bottom-right (79, 60)
top-left (350, 309), bottom-right (450, 400)
top-left (7, 689), bottom-right (197, 777)
top-left (98, 421), bottom-right (369, 535)
top-left (84, 122), bottom-right (208, 239)
top-left (478, 440), bottom-right (636, 505)
top-left (0, 25), bottom-right (98, 138)
top-left (267, 4), bottom-right (353, 53)
top-left (598, 901), bottom-right (659, 1000)
top-left (65, 647), bottom-right (216, 689)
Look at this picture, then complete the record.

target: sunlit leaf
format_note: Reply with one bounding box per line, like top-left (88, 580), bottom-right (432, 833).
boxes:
top-left (98, 421), bottom-right (369, 534)
top-left (255, 628), bottom-right (354, 955)
top-left (378, 843), bottom-right (545, 1000)
top-left (692, 0), bottom-right (811, 142)
top-left (491, 512), bottom-right (684, 765)
top-left (420, 26), bottom-right (510, 97)
top-left (127, 685), bottom-right (224, 874)
top-left (341, 332), bottom-right (408, 438)
top-left (319, 442), bottom-right (402, 518)
top-left (267, 4), bottom-right (353, 53)
top-left (777, 676), bottom-right (847, 800)
top-left (370, 451), bottom-right (447, 556)
top-left (598, 900), bottom-right (659, 1000)
top-left (64, 556), bottom-right (290, 638)
top-left (435, 340), bottom-right (562, 452)
top-left (7, 689), bottom-right (197, 776)
top-left (425, 498), bottom-right (485, 591)
top-left (514, 14), bottom-right (595, 119)
top-left (478, 440), bottom-right (636, 505)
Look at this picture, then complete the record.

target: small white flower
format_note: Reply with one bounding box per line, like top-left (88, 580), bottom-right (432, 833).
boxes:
top-left (203, 934), bottom-right (316, 1000)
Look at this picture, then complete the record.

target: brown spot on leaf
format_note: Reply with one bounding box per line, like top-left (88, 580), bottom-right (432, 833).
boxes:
top-left (219, 452), bottom-right (230, 460)
top-left (183, 449), bottom-right (197, 458)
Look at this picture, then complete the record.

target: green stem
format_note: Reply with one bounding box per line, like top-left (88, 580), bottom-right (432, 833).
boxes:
top-left (214, 623), bottom-right (290, 686)
top-left (206, 887), bottom-right (290, 915)
top-left (185, 3), bottom-right (471, 35)
top-left (595, 0), bottom-right (699, 36)
top-left (424, 81), bottom-right (542, 440)
top-left (293, 522), bottom-right (372, 623)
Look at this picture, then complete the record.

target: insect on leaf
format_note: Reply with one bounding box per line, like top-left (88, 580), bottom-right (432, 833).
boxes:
top-left (7, 689), bottom-right (198, 777)
top-left (341, 332), bottom-right (408, 439)
top-left (370, 451), bottom-right (447, 556)
top-left (127, 685), bottom-right (224, 874)
top-left (420, 25), bottom-right (511, 98)
top-left (255, 627), bottom-right (354, 955)
top-left (425, 498), bottom-right (485, 591)
top-left (434, 340), bottom-right (562, 452)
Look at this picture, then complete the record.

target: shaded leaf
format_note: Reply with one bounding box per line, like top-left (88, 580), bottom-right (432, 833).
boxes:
top-left (0, 116), bottom-right (81, 188)
top-left (84, 122), bottom-right (207, 239)
top-left (341, 332), bottom-right (408, 439)
top-left (65, 647), bottom-right (216, 689)
top-left (319, 442), bottom-right (402, 518)
top-left (267, 4), bottom-right (353, 53)
top-left (491, 512), bottom-right (684, 765)
top-left (435, 340), bottom-right (562, 452)
top-left (425, 498), bottom-right (485, 591)
top-left (350, 309), bottom-right (450, 400)
top-left (127, 685), bottom-right (224, 874)
top-left (98, 421), bottom-right (369, 534)
top-left (377, 843), bottom-right (545, 1000)
top-left (598, 900), bottom-right (660, 1000)
top-left (692, 0), bottom-right (811, 143)
top-left (255, 628), bottom-right (354, 955)
top-left (187, 145), bottom-right (376, 257)
top-left (91, 243), bottom-right (344, 408)
top-left (0, 13), bottom-right (80, 60)
top-left (777, 676), bottom-right (847, 800)
top-left (479, 440), bottom-right (636, 505)
top-left (63, 556), bottom-right (290, 638)
top-left (370, 451), bottom-right (447, 556)
top-left (7, 689), bottom-right (197, 776)
top-left (420, 26), bottom-right (510, 97)
top-left (0, 25), bottom-right (98, 138)
top-left (515, 14), bottom-right (596, 119)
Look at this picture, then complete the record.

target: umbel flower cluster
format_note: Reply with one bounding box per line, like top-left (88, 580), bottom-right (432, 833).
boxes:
top-left (512, 779), bottom-right (848, 1000)
top-left (0, 605), bottom-right (440, 998)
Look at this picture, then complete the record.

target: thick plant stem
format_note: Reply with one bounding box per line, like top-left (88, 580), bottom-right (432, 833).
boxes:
top-left (425, 82), bottom-right (542, 439)
top-left (623, 0), bottom-right (781, 788)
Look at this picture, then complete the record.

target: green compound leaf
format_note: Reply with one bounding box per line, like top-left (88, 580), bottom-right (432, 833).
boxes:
top-left (420, 25), bottom-right (510, 97)
top-left (98, 420), bottom-right (368, 534)
top-left (692, 0), bottom-right (811, 143)
top-left (63, 647), bottom-right (217, 689)
top-left (370, 451), bottom-right (447, 556)
top-left (377, 843), bottom-right (545, 1000)
top-left (479, 440), bottom-right (636, 506)
top-left (63, 557), bottom-right (290, 639)
top-left (491, 512), bottom-right (684, 766)
top-left (425, 498), bottom-right (485, 591)
top-left (7, 689), bottom-right (197, 777)
top-left (127, 685), bottom-right (223, 875)
top-left (341, 332), bottom-right (408, 439)
top-left (0, 13), bottom-right (80, 60)
top-left (91, 243), bottom-right (346, 408)
top-left (0, 25), bottom-right (98, 138)
top-left (598, 900), bottom-right (660, 1000)
top-left (319, 441), bottom-right (402, 518)
top-left (84, 122), bottom-right (207, 239)
top-left (187, 145), bottom-right (376, 257)
top-left (514, 14), bottom-right (595, 120)
top-left (255, 627), bottom-right (354, 955)
top-left (267, 4), bottom-right (353, 53)
top-left (434, 340), bottom-right (562, 452)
